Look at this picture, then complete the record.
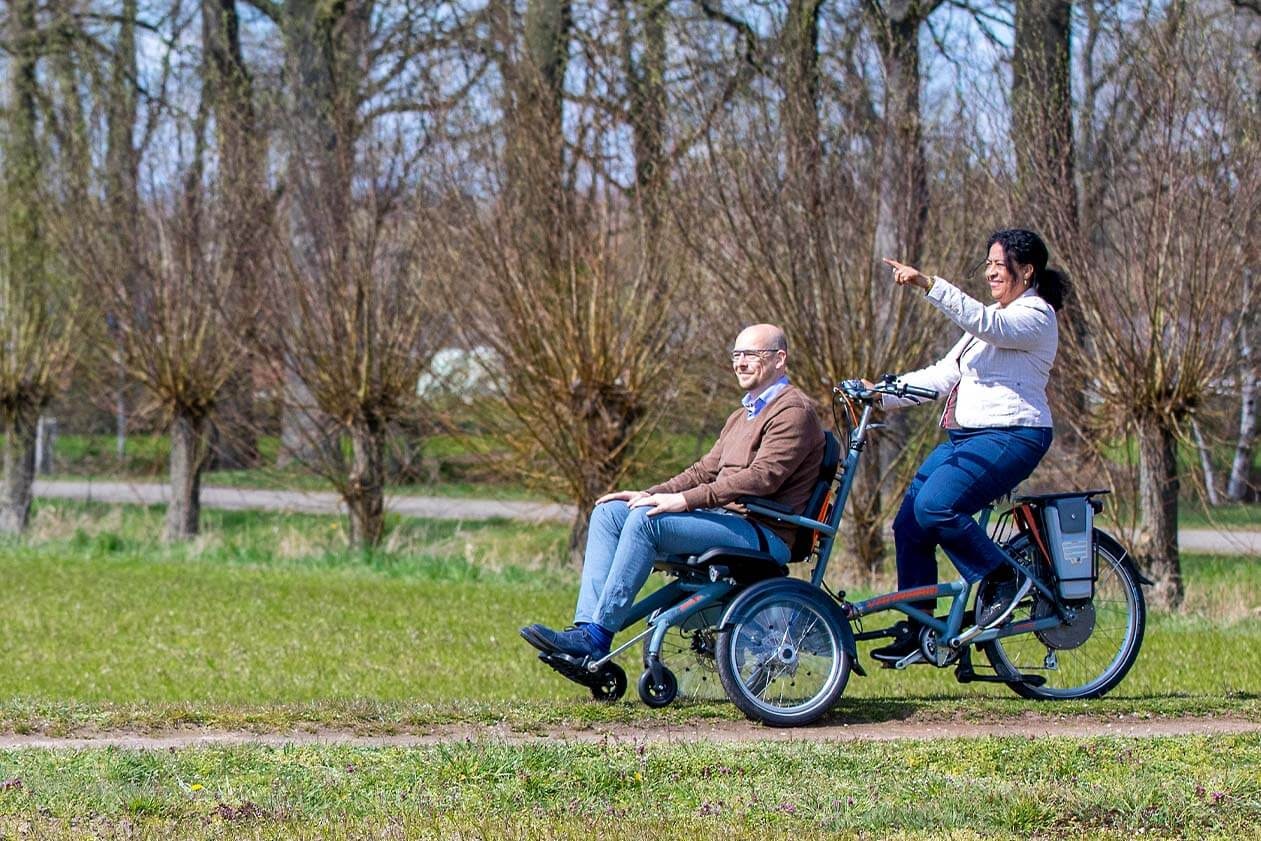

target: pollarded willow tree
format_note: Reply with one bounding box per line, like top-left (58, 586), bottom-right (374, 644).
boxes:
top-left (0, 0), bottom-right (82, 534)
top-left (428, 0), bottom-right (694, 563)
top-left (1052, 0), bottom-right (1261, 607)
top-left (246, 0), bottom-right (470, 548)
top-left (61, 3), bottom-right (267, 541)
top-left (675, 0), bottom-right (970, 580)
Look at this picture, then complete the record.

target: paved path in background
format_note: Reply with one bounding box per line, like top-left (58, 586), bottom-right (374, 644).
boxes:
top-left (32, 479), bottom-right (1261, 555)
top-left (33, 479), bottom-right (573, 524)
top-left (0, 715), bottom-right (1259, 750)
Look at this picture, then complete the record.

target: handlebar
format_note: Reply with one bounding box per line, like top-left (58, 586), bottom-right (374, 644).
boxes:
top-left (834, 374), bottom-right (938, 404)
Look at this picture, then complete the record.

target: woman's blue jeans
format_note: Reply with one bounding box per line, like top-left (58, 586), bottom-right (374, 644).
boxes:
top-left (893, 426), bottom-right (1053, 608)
top-left (575, 501), bottom-right (788, 631)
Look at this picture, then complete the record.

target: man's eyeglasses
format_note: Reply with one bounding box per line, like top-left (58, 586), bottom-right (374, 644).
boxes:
top-left (730, 348), bottom-right (782, 362)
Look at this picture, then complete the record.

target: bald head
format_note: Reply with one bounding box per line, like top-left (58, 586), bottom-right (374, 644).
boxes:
top-left (734, 323), bottom-right (787, 354)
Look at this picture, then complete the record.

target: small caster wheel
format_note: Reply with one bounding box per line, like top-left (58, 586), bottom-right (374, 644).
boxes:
top-left (637, 666), bottom-right (678, 708)
top-left (590, 663), bottom-right (627, 702)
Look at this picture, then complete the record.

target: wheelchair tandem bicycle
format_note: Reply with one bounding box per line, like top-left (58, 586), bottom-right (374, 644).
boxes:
top-left (532, 376), bottom-right (1148, 727)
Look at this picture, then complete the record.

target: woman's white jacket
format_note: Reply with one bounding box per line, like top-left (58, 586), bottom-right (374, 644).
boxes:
top-left (883, 278), bottom-right (1058, 429)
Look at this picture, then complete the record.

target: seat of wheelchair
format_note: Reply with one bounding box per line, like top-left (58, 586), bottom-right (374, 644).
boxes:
top-left (655, 545), bottom-right (789, 584)
top-left (652, 431), bottom-right (842, 586)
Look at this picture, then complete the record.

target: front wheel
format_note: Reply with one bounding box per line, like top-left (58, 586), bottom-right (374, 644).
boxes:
top-left (716, 584), bottom-right (850, 727)
top-left (982, 529), bottom-right (1145, 699)
top-left (645, 605), bottom-right (724, 700)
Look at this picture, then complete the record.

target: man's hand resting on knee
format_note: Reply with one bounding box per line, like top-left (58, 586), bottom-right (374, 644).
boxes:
top-left (628, 492), bottom-right (688, 515)
top-left (595, 490), bottom-right (649, 505)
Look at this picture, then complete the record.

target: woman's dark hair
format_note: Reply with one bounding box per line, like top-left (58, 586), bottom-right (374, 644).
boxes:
top-left (985, 228), bottom-right (1070, 311)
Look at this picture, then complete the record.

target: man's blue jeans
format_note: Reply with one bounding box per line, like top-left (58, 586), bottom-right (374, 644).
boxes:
top-left (576, 501), bottom-right (789, 631)
top-left (893, 426), bottom-right (1053, 604)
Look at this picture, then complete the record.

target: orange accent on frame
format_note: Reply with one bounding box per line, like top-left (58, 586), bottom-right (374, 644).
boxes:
top-left (1017, 504), bottom-right (1053, 568)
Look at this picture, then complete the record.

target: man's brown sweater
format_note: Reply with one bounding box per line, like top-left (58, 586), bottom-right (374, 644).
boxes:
top-left (646, 384), bottom-right (825, 546)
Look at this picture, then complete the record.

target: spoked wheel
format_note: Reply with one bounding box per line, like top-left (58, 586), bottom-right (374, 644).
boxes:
top-left (982, 530), bottom-right (1145, 699)
top-left (644, 605), bottom-right (725, 701)
top-left (716, 584), bottom-right (850, 727)
top-left (590, 663), bottom-right (627, 702)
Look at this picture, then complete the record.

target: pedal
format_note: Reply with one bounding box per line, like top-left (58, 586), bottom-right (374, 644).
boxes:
top-left (893, 650), bottom-right (925, 670)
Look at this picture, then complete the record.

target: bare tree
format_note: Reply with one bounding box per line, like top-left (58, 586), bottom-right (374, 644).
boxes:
top-left (675, 3), bottom-right (949, 579)
top-left (245, 0), bottom-right (477, 547)
top-left (49, 0), bottom-right (264, 541)
top-left (0, 0), bottom-right (81, 533)
top-left (1057, 1), bottom-right (1261, 607)
top-left (430, 0), bottom-right (690, 562)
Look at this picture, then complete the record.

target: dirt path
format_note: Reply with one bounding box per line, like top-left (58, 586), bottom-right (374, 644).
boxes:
top-left (2, 716), bottom-right (1258, 750)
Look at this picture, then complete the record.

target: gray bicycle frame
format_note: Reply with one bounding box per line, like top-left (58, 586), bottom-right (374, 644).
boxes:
top-left (591, 391), bottom-right (1062, 674)
top-left (745, 396), bottom-right (1062, 648)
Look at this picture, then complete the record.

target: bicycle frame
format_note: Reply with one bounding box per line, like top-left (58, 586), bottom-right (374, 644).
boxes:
top-left (750, 394), bottom-right (1064, 652)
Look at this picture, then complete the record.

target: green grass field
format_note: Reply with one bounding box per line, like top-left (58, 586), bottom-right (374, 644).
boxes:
top-left (1, 500), bottom-right (1258, 717)
top-left (1, 500), bottom-right (1259, 837)
top-left (2, 736), bottom-right (1260, 839)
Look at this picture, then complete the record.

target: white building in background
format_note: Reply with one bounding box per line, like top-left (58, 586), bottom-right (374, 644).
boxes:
top-left (416, 346), bottom-right (499, 401)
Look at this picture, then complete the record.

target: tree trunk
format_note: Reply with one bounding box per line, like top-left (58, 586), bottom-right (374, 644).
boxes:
top-left (1190, 418), bottom-right (1220, 506)
top-left (867, 5), bottom-right (929, 273)
top-left (844, 442), bottom-right (887, 583)
top-left (1136, 416), bottom-right (1182, 609)
top-left (569, 506), bottom-right (592, 570)
top-left (862, 1), bottom-right (935, 575)
top-left (166, 410), bottom-right (208, 541)
top-left (1012, 0), bottom-right (1076, 236)
top-left (277, 0), bottom-right (367, 466)
top-left (346, 419), bottom-right (385, 548)
top-left (0, 406), bottom-right (39, 535)
top-left (503, 0), bottom-right (572, 276)
top-left (203, 0), bottom-right (263, 470)
top-left (1227, 274), bottom-right (1258, 501)
top-left (208, 375), bottom-right (259, 470)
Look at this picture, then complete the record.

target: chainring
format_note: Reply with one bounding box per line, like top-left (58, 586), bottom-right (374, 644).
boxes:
top-left (1032, 594), bottom-right (1096, 650)
top-left (919, 626), bottom-right (960, 667)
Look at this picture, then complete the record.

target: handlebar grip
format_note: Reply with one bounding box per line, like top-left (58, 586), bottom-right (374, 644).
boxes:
top-left (902, 384), bottom-right (938, 400)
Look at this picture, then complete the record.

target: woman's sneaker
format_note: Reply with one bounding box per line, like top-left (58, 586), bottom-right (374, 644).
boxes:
top-left (974, 573), bottom-right (1033, 629)
top-left (870, 621), bottom-right (923, 666)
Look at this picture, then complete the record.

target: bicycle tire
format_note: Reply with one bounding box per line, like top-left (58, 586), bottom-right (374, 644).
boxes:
top-left (715, 583), bottom-right (850, 727)
top-left (982, 529), bottom-right (1145, 700)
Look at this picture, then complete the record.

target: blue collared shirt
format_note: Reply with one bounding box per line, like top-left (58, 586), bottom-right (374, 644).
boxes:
top-left (742, 376), bottom-right (790, 419)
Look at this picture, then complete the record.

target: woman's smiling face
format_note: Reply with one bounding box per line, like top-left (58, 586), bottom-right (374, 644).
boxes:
top-left (985, 241), bottom-right (1033, 307)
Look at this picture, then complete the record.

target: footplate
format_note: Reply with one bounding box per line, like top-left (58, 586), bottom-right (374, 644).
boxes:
top-left (540, 651), bottom-right (596, 683)
top-left (539, 652), bottom-right (627, 701)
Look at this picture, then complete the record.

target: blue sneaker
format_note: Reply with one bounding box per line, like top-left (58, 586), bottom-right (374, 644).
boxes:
top-left (520, 624), bottom-right (609, 659)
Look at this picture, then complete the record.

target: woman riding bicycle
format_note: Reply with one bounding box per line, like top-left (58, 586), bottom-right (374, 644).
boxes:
top-left (870, 229), bottom-right (1069, 665)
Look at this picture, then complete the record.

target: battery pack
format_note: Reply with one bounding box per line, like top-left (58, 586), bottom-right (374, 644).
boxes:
top-left (1042, 497), bottom-right (1095, 600)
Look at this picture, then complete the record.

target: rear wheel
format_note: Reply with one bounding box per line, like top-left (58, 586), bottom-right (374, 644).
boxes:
top-left (982, 530), bottom-right (1145, 699)
top-left (716, 584), bottom-right (850, 727)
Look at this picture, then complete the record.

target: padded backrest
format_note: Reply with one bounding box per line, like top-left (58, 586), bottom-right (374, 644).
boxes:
top-left (791, 431), bottom-right (841, 561)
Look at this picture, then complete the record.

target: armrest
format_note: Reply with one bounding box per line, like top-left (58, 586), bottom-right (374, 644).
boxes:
top-left (738, 495), bottom-right (794, 514)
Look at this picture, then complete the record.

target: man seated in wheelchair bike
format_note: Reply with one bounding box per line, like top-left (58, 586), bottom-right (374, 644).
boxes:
top-left (520, 323), bottom-right (826, 663)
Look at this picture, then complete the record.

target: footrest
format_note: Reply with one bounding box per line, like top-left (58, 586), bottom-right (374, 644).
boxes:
top-left (539, 652), bottom-right (598, 686)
